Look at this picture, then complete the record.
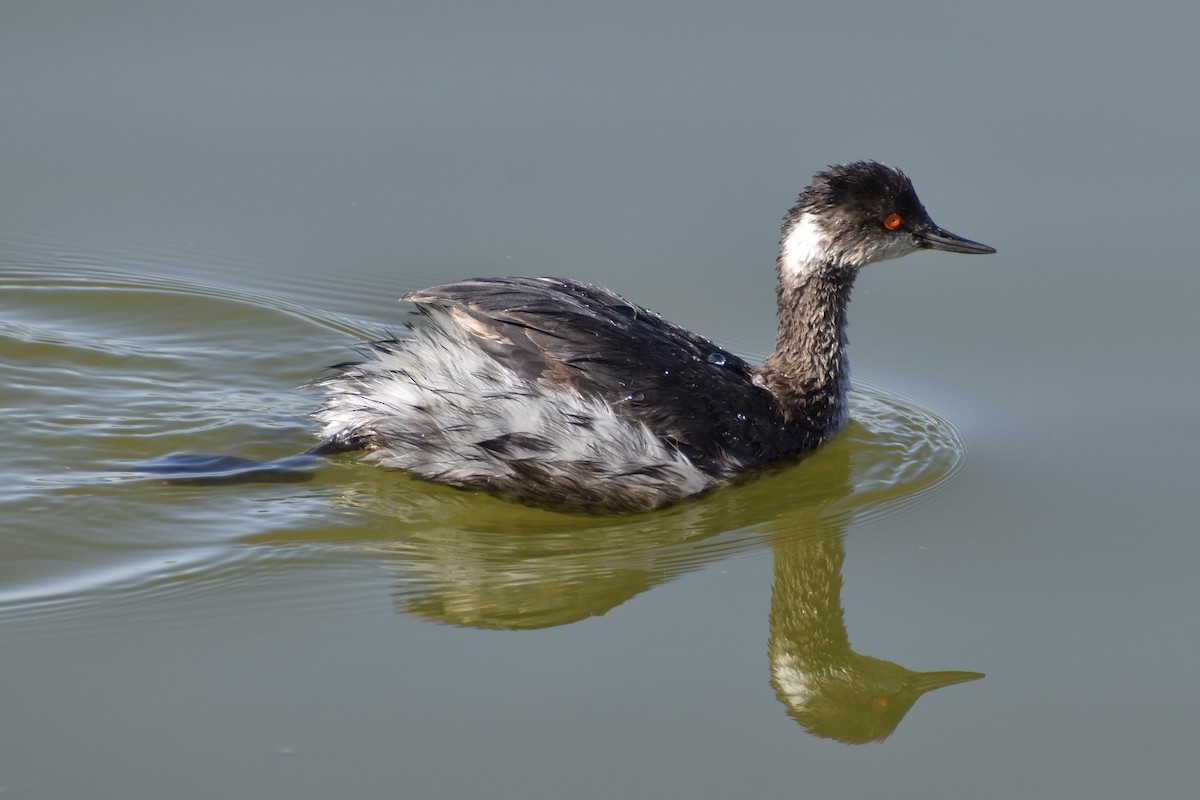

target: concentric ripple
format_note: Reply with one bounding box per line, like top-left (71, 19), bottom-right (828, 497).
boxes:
top-left (0, 259), bottom-right (967, 632)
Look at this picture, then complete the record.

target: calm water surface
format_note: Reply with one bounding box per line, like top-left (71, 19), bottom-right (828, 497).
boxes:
top-left (4, 2), bottom-right (1200, 799)
top-left (2, 251), bottom-right (981, 794)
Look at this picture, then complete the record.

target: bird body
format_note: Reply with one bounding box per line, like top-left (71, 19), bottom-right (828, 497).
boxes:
top-left (314, 162), bottom-right (994, 512)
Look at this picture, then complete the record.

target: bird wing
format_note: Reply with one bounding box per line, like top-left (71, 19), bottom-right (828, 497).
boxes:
top-left (403, 276), bottom-right (795, 474)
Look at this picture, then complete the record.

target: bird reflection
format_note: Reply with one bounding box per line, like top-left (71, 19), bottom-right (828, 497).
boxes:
top-left (768, 526), bottom-right (982, 742)
top-left (299, 396), bottom-right (983, 744)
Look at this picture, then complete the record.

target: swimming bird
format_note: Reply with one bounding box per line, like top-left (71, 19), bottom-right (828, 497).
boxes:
top-left (313, 161), bottom-right (994, 512)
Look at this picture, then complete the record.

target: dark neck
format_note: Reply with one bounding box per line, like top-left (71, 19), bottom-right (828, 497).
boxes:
top-left (759, 266), bottom-right (855, 438)
top-left (769, 528), bottom-right (851, 657)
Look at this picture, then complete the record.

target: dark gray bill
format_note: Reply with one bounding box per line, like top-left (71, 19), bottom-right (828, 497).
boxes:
top-left (916, 225), bottom-right (996, 254)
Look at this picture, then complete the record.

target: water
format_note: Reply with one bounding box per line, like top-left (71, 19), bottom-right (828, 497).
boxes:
top-left (0, 254), bottom-right (963, 621)
top-left (4, 2), bottom-right (1200, 799)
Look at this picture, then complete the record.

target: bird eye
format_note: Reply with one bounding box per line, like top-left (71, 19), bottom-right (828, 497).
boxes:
top-left (883, 213), bottom-right (904, 231)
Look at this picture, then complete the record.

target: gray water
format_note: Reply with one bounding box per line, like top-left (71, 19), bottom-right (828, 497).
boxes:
top-left (3, 2), bottom-right (1199, 798)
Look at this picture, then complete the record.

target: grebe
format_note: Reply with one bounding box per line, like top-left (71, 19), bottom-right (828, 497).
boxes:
top-left (314, 161), bottom-right (994, 512)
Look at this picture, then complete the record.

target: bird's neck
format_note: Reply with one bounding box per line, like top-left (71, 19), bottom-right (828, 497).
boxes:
top-left (759, 264), bottom-right (856, 438)
top-left (769, 527), bottom-right (851, 657)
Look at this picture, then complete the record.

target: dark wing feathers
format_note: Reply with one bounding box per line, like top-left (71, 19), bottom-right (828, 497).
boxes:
top-left (405, 277), bottom-right (799, 474)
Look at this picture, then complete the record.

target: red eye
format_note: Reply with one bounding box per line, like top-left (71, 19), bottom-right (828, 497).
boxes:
top-left (883, 213), bottom-right (904, 231)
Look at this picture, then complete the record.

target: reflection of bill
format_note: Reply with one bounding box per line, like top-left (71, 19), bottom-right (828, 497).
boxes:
top-left (769, 525), bottom-right (982, 744)
top-left (338, 397), bottom-right (984, 743)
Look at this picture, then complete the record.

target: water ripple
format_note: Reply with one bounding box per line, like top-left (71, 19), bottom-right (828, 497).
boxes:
top-left (0, 260), bottom-right (966, 632)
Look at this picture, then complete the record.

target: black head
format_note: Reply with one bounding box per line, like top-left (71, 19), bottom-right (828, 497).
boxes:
top-left (782, 161), bottom-right (995, 274)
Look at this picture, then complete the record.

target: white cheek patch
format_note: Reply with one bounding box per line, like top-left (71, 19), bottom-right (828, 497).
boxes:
top-left (770, 654), bottom-right (812, 705)
top-left (780, 213), bottom-right (828, 277)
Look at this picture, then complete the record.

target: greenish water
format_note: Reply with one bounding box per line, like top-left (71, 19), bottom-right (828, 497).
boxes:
top-left (2, 256), bottom-right (982, 792)
top-left (4, 2), bottom-right (1200, 799)
top-left (0, 257), bottom-right (966, 629)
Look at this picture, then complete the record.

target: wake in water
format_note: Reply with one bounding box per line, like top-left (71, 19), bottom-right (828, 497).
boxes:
top-left (135, 451), bottom-right (326, 485)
